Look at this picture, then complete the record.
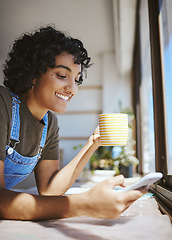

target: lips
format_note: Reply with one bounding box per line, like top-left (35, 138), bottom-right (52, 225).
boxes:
top-left (55, 92), bottom-right (72, 101)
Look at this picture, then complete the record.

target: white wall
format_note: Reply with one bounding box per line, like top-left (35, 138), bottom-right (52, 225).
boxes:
top-left (0, 0), bottom-right (114, 79)
top-left (102, 53), bottom-right (132, 113)
top-left (0, 0), bottom-right (135, 187)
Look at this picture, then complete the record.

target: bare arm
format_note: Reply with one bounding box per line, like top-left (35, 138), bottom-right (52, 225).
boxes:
top-left (35, 127), bottom-right (101, 195)
top-left (0, 163), bottom-right (147, 221)
top-left (0, 160), bottom-right (82, 220)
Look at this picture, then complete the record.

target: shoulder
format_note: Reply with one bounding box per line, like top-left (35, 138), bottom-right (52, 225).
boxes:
top-left (0, 85), bottom-right (11, 99)
top-left (0, 86), bottom-right (12, 145)
top-left (0, 86), bottom-right (12, 110)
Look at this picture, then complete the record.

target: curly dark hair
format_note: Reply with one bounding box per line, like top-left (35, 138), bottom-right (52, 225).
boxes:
top-left (3, 25), bottom-right (91, 94)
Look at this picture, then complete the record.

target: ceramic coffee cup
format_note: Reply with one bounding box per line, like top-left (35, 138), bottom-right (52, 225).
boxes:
top-left (99, 113), bottom-right (128, 146)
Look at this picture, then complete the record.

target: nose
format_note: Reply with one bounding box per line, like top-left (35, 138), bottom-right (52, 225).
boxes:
top-left (64, 78), bottom-right (78, 95)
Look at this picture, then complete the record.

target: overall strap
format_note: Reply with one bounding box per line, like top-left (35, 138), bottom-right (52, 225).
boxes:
top-left (9, 91), bottom-right (48, 159)
top-left (10, 91), bottom-right (21, 142)
top-left (40, 113), bottom-right (48, 148)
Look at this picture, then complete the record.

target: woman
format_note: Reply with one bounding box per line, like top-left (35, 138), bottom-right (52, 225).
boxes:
top-left (0, 26), bottom-right (146, 220)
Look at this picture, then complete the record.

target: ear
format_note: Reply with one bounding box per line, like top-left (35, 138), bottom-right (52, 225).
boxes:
top-left (32, 78), bottom-right (37, 85)
top-left (31, 78), bottom-right (37, 90)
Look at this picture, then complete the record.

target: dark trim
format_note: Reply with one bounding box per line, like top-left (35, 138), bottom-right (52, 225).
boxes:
top-left (148, 0), bottom-right (172, 218)
top-left (150, 184), bottom-right (172, 220)
top-left (148, 0), bottom-right (167, 177)
top-left (133, 0), bottom-right (172, 219)
top-left (133, 0), bottom-right (143, 174)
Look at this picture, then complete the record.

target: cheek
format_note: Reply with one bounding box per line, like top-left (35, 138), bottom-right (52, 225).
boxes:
top-left (34, 83), bottom-right (52, 102)
top-left (38, 78), bottom-right (56, 93)
top-left (36, 74), bottom-right (65, 98)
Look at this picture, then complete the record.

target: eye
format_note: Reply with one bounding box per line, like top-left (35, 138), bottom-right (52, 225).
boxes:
top-left (56, 74), bottom-right (67, 79)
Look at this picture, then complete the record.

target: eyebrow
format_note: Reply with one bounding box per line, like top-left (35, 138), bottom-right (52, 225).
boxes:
top-left (55, 65), bottom-right (82, 75)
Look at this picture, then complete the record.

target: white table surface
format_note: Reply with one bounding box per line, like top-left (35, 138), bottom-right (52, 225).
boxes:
top-left (0, 187), bottom-right (172, 240)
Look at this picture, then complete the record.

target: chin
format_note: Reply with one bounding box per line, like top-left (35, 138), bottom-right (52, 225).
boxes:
top-left (51, 103), bottom-right (68, 113)
top-left (54, 108), bottom-right (67, 114)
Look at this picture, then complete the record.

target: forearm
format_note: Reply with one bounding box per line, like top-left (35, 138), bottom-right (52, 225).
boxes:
top-left (0, 176), bottom-right (146, 221)
top-left (45, 140), bottom-right (98, 195)
top-left (0, 188), bottom-right (87, 221)
top-left (65, 140), bottom-right (98, 181)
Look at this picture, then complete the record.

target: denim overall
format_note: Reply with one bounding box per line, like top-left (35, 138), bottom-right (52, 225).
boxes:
top-left (4, 92), bottom-right (48, 189)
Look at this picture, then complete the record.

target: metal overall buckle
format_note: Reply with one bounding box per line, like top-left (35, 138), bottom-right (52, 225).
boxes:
top-left (7, 140), bottom-right (20, 155)
top-left (37, 146), bottom-right (43, 160)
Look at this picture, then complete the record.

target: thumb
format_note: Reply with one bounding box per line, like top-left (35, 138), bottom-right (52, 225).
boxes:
top-left (93, 126), bottom-right (99, 135)
top-left (103, 175), bottom-right (125, 189)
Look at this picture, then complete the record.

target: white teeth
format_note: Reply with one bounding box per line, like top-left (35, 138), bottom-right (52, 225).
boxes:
top-left (55, 93), bottom-right (70, 101)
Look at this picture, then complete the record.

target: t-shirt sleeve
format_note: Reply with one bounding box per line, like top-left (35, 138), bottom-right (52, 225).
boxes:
top-left (41, 112), bottom-right (60, 161)
top-left (0, 87), bottom-right (11, 161)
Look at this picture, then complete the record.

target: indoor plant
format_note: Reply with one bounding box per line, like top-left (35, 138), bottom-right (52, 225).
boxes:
top-left (112, 107), bottom-right (139, 177)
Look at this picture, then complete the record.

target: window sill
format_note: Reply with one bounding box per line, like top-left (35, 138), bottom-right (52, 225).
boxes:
top-left (150, 184), bottom-right (172, 221)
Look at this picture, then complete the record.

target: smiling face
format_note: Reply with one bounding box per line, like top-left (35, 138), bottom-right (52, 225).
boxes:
top-left (24, 52), bottom-right (82, 120)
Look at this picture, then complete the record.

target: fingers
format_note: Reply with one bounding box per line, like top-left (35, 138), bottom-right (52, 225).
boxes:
top-left (92, 133), bottom-right (100, 141)
top-left (111, 189), bottom-right (146, 215)
top-left (122, 192), bottom-right (145, 211)
top-left (85, 176), bottom-right (148, 219)
top-left (103, 175), bottom-right (125, 188)
top-left (90, 126), bottom-right (102, 147)
top-left (138, 186), bottom-right (149, 193)
top-left (124, 190), bottom-right (143, 201)
top-left (92, 127), bottom-right (100, 140)
top-left (121, 188), bottom-right (148, 204)
top-left (93, 126), bottom-right (100, 135)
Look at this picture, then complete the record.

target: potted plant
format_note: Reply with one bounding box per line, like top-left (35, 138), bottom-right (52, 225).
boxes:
top-left (89, 142), bottom-right (139, 178)
top-left (112, 107), bottom-right (139, 177)
top-left (89, 146), bottom-right (114, 171)
top-left (89, 146), bottom-right (116, 182)
top-left (113, 145), bottom-right (139, 178)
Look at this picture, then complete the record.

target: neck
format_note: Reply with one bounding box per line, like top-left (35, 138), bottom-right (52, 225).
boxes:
top-left (22, 90), bottom-right (47, 121)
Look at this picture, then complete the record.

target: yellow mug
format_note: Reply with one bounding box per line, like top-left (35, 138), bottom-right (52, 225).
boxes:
top-left (99, 113), bottom-right (128, 146)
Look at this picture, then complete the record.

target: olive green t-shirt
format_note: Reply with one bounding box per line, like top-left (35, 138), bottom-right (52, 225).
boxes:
top-left (0, 86), bottom-right (59, 166)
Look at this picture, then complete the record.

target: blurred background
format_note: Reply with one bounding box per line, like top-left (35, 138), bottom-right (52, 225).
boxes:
top-left (0, 0), bottom-right (136, 167)
top-left (1, 0), bottom-right (171, 219)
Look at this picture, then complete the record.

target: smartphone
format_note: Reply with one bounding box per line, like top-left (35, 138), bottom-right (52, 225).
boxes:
top-left (114, 172), bottom-right (163, 192)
